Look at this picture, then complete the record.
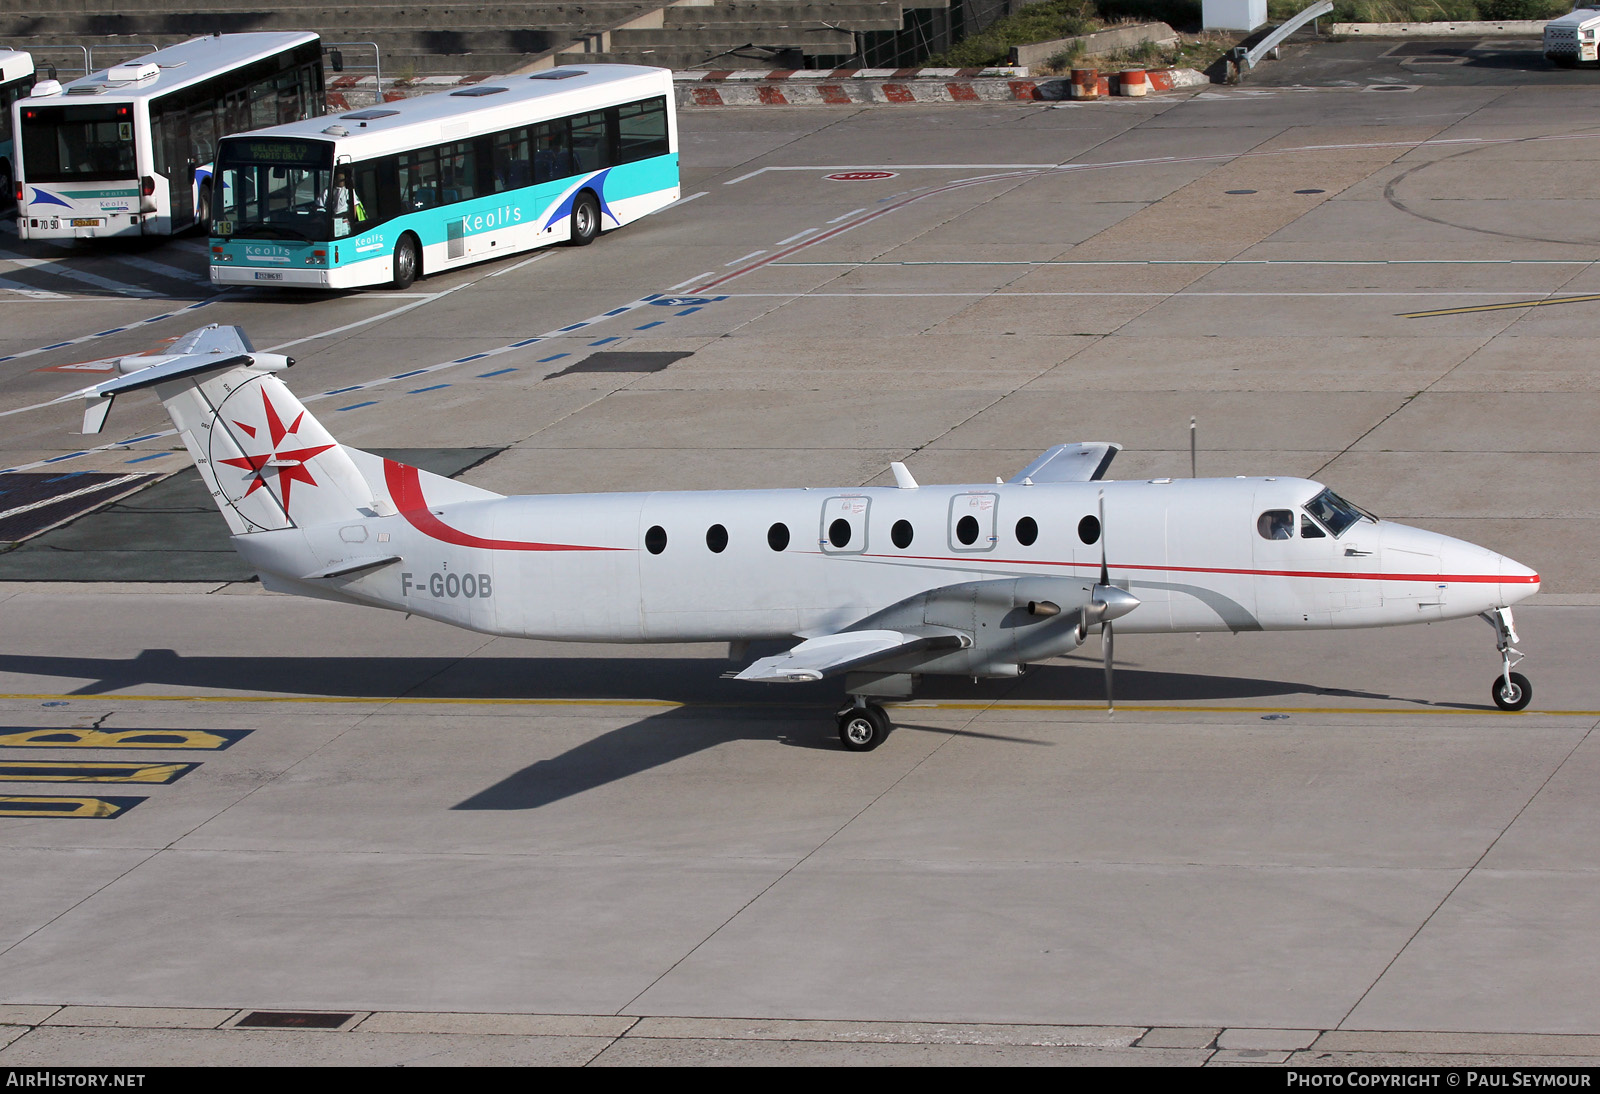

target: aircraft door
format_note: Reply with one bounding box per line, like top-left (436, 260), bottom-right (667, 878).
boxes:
top-left (819, 495), bottom-right (869, 555)
top-left (948, 492), bottom-right (998, 553)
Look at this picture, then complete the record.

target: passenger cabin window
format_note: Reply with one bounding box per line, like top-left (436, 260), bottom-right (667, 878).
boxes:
top-left (891, 520), bottom-right (913, 549)
top-left (706, 524), bottom-right (728, 553)
top-left (1257, 510), bottom-right (1294, 541)
top-left (767, 522), bottom-right (789, 551)
top-left (645, 525), bottom-right (667, 554)
top-left (1015, 516), bottom-right (1038, 546)
top-left (1078, 515), bottom-right (1100, 545)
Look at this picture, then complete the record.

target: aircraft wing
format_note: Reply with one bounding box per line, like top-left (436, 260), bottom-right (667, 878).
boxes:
top-left (1008, 442), bottom-right (1120, 484)
top-left (734, 627), bottom-right (970, 683)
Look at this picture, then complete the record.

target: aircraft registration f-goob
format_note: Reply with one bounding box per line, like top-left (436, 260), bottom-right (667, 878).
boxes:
top-left (63, 325), bottom-right (1541, 749)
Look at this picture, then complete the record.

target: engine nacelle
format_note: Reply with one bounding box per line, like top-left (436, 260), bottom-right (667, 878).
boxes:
top-left (847, 576), bottom-right (1098, 677)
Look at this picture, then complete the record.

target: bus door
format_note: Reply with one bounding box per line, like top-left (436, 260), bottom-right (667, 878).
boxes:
top-left (151, 110), bottom-right (193, 227)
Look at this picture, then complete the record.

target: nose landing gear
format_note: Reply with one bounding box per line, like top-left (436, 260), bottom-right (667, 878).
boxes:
top-left (1483, 607), bottom-right (1532, 712)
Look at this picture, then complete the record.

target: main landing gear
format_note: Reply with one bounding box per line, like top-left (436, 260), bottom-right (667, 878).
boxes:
top-left (837, 700), bottom-right (891, 751)
top-left (1483, 607), bottom-right (1532, 712)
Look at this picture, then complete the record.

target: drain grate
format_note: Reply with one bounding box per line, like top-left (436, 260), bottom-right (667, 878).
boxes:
top-left (235, 1011), bottom-right (354, 1029)
top-left (547, 350), bottom-right (692, 378)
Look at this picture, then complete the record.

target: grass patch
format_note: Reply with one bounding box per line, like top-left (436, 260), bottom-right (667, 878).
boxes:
top-left (1269, 0), bottom-right (1568, 19)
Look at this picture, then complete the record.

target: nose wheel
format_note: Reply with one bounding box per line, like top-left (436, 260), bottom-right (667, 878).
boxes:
top-left (1483, 607), bottom-right (1532, 712)
top-left (837, 701), bottom-right (890, 751)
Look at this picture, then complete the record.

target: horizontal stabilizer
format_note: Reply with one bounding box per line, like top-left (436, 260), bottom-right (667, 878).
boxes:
top-left (735, 627), bottom-right (970, 683)
top-left (302, 555), bottom-right (404, 581)
top-left (1009, 442), bottom-right (1121, 484)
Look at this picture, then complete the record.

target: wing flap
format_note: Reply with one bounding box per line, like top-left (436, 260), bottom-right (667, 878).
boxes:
top-left (734, 627), bottom-right (970, 683)
top-left (1009, 442), bottom-right (1121, 484)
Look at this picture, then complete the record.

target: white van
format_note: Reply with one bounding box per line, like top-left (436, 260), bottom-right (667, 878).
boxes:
top-left (1545, 3), bottom-right (1600, 66)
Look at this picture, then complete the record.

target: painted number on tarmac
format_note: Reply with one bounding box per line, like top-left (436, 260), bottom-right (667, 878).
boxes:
top-left (0, 727), bottom-right (250, 750)
top-left (0, 795), bottom-right (144, 819)
top-left (0, 760), bottom-right (198, 784)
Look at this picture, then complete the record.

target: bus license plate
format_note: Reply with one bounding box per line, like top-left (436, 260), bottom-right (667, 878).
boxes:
top-left (253, 272), bottom-right (284, 281)
top-left (71, 218), bottom-right (100, 227)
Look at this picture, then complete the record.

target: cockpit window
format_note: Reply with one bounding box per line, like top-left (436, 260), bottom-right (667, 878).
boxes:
top-left (1303, 487), bottom-right (1372, 538)
top-left (1257, 510), bottom-right (1294, 540)
top-left (1300, 515), bottom-right (1325, 539)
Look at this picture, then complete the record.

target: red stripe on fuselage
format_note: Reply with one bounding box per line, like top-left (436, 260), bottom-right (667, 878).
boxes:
top-left (383, 459), bottom-right (623, 553)
top-left (859, 553), bottom-right (1535, 584)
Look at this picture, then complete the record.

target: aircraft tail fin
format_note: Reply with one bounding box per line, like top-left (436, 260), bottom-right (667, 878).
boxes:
top-left (67, 324), bottom-right (494, 535)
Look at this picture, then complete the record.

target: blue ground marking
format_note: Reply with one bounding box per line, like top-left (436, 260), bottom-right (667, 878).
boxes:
top-left (336, 401), bottom-right (377, 412)
top-left (538, 353), bottom-right (569, 363)
top-left (603, 306), bottom-right (634, 316)
top-left (322, 385), bottom-right (361, 396)
top-left (113, 434), bottom-right (162, 446)
top-left (676, 307), bottom-right (702, 316)
top-left (390, 369), bottom-right (428, 379)
top-left (478, 368), bottom-right (517, 378)
top-left (39, 342), bottom-right (72, 351)
top-left (43, 472), bottom-right (89, 484)
top-left (634, 320), bottom-right (665, 330)
top-left (588, 337), bottom-right (621, 346)
top-left (124, 453), bottom-right (168, 464)
top-left (94, 328), bottom-right (128, 336)
top-left (452, 353), bottom-right (490, 363)
top-left (557, 323), bottom-right (587, 332)
top-left (408, 384), bottom-right (451, 394)
top-left (43, 452), bottom-right (86, 463)
top-left (509, 338), bottom-right (542, 348)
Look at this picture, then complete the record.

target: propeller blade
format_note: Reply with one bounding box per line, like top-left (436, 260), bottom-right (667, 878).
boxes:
top-left (1098, 488), bottom-right (1114, 716)
top-left (1098, 488), bottom-right (1109, 588)
top-left (1103, 620), bottom-right (1115, 716)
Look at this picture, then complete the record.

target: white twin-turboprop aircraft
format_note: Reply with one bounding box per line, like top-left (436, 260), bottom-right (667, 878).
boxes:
top-left (62, 325), bottom-right (1541, 749)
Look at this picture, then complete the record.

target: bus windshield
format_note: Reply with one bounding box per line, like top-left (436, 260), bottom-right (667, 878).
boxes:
top-left (214, 136), bottom-right (335, 241)
top-left (20, 103), bottom-right (137, 181)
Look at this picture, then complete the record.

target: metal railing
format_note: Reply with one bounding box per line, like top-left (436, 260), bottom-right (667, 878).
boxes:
top-left (1228, 0), bottom-right (1334, 81)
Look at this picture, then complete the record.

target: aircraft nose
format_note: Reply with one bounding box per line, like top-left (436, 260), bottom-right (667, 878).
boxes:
top-left (1498, 553), bottom-right (1541, 606)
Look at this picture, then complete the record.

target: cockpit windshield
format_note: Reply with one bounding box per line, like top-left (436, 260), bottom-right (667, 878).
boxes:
top-left (1303, 488), bottom-right (1373, 537)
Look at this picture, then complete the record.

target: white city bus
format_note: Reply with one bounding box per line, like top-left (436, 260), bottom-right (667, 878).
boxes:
top-left (13, 33), bottom-right (323, 240)
top-left (209, 64), bottom-right (677, 289)
top-left (0, 50), bottom-right (36, 201)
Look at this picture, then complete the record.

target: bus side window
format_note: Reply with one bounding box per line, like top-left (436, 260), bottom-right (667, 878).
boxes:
top-left (569, 110), bottom-right (610, 174)
top-left (351, 161), bottom-right (385, 227)
top-left (440, 140), bottom-right (476, 204)
top-left (533, 121), bottom-right (570, 184)
top-left (617, 98), bottom-right (667, 163)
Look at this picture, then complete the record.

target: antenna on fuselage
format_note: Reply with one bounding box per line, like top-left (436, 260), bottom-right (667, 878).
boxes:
top-left (1190, 416), bottom-right (1197, 478)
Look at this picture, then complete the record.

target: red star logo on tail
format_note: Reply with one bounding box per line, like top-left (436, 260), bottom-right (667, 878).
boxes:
top-left (217, 387), bottom-right (334, 514)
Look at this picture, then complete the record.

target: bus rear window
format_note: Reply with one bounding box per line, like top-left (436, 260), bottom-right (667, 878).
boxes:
top-left (20, 103), bottom-right (136, 181)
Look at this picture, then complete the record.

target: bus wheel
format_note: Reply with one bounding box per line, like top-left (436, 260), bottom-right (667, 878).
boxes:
top-left (568, 192), bottom-right (600, 246)
top-left (392, 235), bottom-right (420, 290)
top-left (195, 183), bottom-right (213, 235)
